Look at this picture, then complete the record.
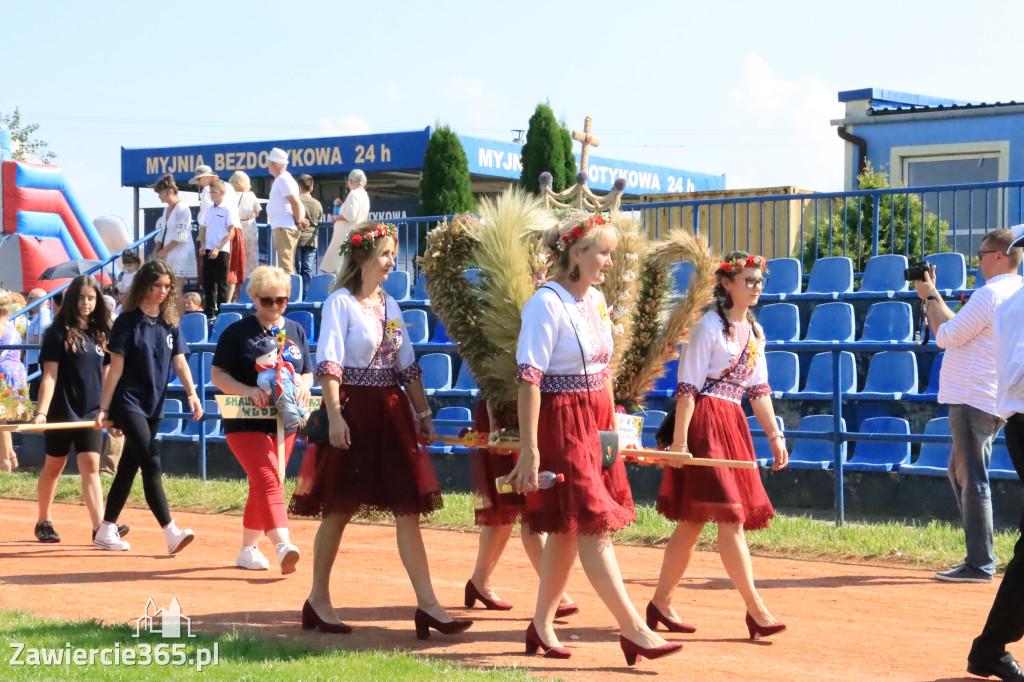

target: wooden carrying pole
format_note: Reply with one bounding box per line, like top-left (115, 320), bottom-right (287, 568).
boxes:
top-left (0, 421), bottom-right (100, 432)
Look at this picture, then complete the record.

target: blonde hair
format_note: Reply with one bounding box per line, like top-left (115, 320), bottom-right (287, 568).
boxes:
top-left (0, 290), bottom-right (12, 319)
top-left (229, 171), bottom-right (251, 192)
top-left (183, 292), bottom-right (203, 308)
top-left (542, 214), bottom-right (617, 277)
top-left (982, 228), bottom-right (1024, 269)
top-left (331, 222), bottom-right (397, 295)
top-left (246, 265), bottom-right (291, 300)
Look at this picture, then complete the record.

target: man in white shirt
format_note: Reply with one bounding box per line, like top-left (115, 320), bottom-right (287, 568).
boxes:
top-left (266, 148), bottom-right (308, 276)
top-left (916, 228), bottom-right (1024, 583)
top-left (966, 226), bottom-right (1024, 682)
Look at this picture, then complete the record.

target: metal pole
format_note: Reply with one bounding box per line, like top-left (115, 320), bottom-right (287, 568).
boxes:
top-left (198, 354), bottom-right (207, 481)
top-left (832, 349), bottom-right (845, 526)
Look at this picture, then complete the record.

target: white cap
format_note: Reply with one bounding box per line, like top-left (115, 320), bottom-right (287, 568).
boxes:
top-left (1009, 224), bottom-right (1024, 254)
top-left (268, 148), bottom-right (289, 165)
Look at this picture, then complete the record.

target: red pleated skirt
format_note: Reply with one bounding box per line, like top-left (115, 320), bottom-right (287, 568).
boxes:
top-left (470, 400), bottom-right (525, 527)
top-left (227, 228), bottom-right (246, 285)
top-left (655, 395), bottom-right (775, 531)
top-left (525, 390), bottom-right (636, 535)
top-left (289, 384), bottom-right (443, 518)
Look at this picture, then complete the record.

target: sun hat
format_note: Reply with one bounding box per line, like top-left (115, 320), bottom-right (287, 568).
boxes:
top-left (268, 148), bottom-right (289, 165)
top-left (187, 165), bottom-right (218, 185)
top-left (1008, 224), bottom-right (1024, 254)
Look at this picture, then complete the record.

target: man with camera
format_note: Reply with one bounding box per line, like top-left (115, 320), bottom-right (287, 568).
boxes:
top-left (916, 228), bottom-right (1023, 583)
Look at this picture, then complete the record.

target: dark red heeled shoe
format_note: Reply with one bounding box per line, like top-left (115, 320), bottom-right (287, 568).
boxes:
top-left (645, 601), bottom-right (696, 634)
top-left (525, 622), bottom-right (571, 659)
top-left (464, 579), bottom-right (513, 611)
top-left (618, 630), bottom-right (684, 663)
top-left (745, 612), bottom-right (786, 639)
top-left (554, 602), bottom-right (579, 618)
top-left (301, 601), bottom-right (352, 634)
top-left (414, 608), bottom-right (473, 640)
top-left (619, 636), bottom-right (684, 666)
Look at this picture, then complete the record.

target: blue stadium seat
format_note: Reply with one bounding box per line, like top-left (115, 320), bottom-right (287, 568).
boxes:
top-left (284, 310), bottom-right (315, 341)
top-left (289, 274), bottom-right (303, 303)
top-left (196, 353), bottom-right (215, 387)
top-left (798, 257), bottom-right (853, 299)
top-left (747, 415), bottom-right (785, 467)
top-left (845, 417), bottom-right (911, 472)
top-left (904, 352), bottom-right (943, 402)
top-left (638, 410), bottom-right (667, 449)
top-left (210, 312), bottom-right (242, 343)
top-left (403, 309), bottom-right (429, 344)
top-left (990, 435), bottom-right (1020, 480)
top-left (429, 406), bottom-right (473, 453)
top-left (180, 312), bottom-right (208, 344)
top-left (670, 262), bottom-right (696, 295)
top-left (858, 301), bottom-right (913, 343)
top-left (431, 320), bottom-right (451, 344)
top-left (175, 399), bottom-right (220, 440)
top-left (926, 252), bottom-right (967, 293)
top-left (852, 351), bottom-right (918, 400)
top-left (382, 270), bottom-right (410, 301)
top-left (238, 279), bottom-right (254, 305)
top-left (158, 398), bottom-right (183, 437)
top-left (788, 414), bottom-right (846, 469)
top-left (784, 351), bottom-right (857, 399)
top-left (465, 268), bottom-right (482, 286)
top-left (409, 275), bottom-right (430, 304)
top-left (169, 353), bottom-right (200, 387)
top-left (764, 351), bottom-right (799, 397)
top-left (649, 358), bottom-right (679, 398)
top-left (305, 274), bottom-right (334, 303)
top-left (849, 254), bottom-right (909, 298)
top-left (419, 353), bottom-right (452, 395)
top-left (758, 303), bottom-right (800, 342)
top-left (437, 365), bottom-right (481, 398)
top-left (900, 418), bottom-right (951, 476)
top-left (802, 302), bottom-right (855, 342)
top-left (759, 258), bottom-right (801, 301)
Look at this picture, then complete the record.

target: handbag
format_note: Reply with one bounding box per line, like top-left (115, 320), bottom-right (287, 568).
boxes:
top-left (542, 286), bottom-right (618, 469)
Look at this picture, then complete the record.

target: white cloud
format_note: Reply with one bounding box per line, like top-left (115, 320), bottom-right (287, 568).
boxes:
top-left (318, 116), bottom-right (371, 136)
top-left (443, 77), bottom-right (506, 128)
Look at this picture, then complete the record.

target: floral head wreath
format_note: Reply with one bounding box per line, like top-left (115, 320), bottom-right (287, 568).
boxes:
top-left (341, 223), bottom-right (397, 256)
top-left (556, 213), bottom-right (608, 253)
top-left (717, 254), bottom-right (770, 276)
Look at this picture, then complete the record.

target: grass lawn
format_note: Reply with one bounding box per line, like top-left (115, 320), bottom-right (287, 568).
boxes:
top-left (0, 471), bottom-right (1017, 570)
top-left (0, 610), bottom-right (538, 682)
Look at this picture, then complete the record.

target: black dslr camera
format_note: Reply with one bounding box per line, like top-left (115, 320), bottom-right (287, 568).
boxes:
top-left (905, 260), bottom-right (929, 282)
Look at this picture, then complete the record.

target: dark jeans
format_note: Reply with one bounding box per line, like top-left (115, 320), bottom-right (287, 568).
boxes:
top-left (948, 403), bottom-right (1004, 575)
top-left (202, 251), bottom-right (230, 318)
top-left (103, 412), bottom-right (171, 527)
top-left (970, 412), bottom-right (1024, 667)
top-left (294, 244), bottom-right (317, 291)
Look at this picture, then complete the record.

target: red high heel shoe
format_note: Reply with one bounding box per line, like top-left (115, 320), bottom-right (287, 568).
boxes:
top-left (464, 580), bottom-right (513, 610)
top-left (645, 602), bottom-right (697, 634)
top-left (554, 602), bottom-right (579, 618)
top-left (745, 612), bottom-right (786, 639)
top-left (525, 622), bottom-right (571, 659)
top-left (301, 601), bottom-right (352, 634)
top-left (414, 608), bottom-right (473, 640)
top-left (618, 636), bottom-right (684, 666)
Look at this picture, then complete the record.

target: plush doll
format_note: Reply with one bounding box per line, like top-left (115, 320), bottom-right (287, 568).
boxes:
top-left (253, 332), bottom-right (309, 434)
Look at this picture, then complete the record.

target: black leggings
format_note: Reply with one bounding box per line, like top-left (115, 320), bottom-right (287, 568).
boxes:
top-left (103, 412), bottom-right (171, 527)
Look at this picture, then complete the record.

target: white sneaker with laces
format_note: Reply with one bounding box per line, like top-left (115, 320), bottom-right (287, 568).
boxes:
top-left (276, 542), bottom-right (300, 575)
top-left (164, 523), bottom-right (195, 555)
top-left (236, 545), bottom-right (270, 570)
top-left (93, 523), bottom-right (130, 551)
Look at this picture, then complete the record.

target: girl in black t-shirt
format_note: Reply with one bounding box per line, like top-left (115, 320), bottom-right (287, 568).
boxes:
top-left (93, 260), bottom-right (204, 554)
top-left (31, 276), bottom-right (121, 544)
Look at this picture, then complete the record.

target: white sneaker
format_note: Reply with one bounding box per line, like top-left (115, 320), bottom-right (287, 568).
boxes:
top-left (93, 523), bottom-right (130, 551)
top-left (275, 542), bottom-right (300, 575)
top-left (236, 545), bottom-right (270, 570)
top-left (163, 523), bottom-right (195, 555)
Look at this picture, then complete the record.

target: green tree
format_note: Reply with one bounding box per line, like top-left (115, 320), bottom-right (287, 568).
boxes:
top-left (418, 123), bottom-right (476, 217)
top-left (800, 162), bottom-right (947, 272)
top-left (0, 107), bottom-right (55, 163)
top-left (520, 103), bottom-right (574, 194)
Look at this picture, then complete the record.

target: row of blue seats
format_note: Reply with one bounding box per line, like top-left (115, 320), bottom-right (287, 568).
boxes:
top-left (759, 301), bottom-right (923, 344)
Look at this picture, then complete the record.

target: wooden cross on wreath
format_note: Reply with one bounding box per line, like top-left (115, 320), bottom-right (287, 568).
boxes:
top-left (571, 116), bottom-right (600, 178)
top-left (541, 115), bottom-right (625, 212)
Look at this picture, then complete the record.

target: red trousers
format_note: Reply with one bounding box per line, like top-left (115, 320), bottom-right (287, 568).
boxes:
top-left (226, 431), bottom-right (297, 532)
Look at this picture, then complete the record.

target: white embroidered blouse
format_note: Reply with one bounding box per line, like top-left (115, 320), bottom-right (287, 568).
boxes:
top-left (675, 311), bottom-right (771, 404)
top-left (315, 287), bottom-right (422, 386)
top-left (516, 283), bottom-right (614, 393)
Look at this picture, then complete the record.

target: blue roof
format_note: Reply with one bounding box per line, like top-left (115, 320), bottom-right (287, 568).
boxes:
top-left (838, 88), bottom-right (976, 110)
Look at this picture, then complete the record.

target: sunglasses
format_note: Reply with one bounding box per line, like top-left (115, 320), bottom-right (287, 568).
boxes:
top-left (977, 249), bottom-right (998, 261)
top-left (258, 296), bottom-right (288, 308)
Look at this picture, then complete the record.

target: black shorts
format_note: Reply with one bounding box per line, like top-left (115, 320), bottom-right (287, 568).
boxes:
top-left (44, 426), bottom-right (103, 458)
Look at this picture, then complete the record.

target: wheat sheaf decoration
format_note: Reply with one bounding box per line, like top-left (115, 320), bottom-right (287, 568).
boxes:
top-left (596, 213), bottom-right (647, 374)
top-left (614, 229), bottom-right (716, 409)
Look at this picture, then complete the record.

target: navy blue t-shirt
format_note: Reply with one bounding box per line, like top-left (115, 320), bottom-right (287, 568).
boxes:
top-left (38, 323), bottom-right (110, 422)
top-left (108, 308), bottom-right (189, 420)
top-left (213, 316), bottom-right (312, 435)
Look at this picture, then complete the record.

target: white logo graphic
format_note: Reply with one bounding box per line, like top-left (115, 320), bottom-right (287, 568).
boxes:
top-left (94, 344), bottom-right (104, 356)
top-left (166, 334), bottom-right (174, 349)
top-left (133, 597), bottom-right (195, 639)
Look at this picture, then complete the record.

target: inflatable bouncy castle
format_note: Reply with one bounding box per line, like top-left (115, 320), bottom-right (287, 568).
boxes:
top-left (0, 123), bottom-right (116, 291)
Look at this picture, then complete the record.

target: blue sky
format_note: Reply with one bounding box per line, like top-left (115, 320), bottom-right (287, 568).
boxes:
top-left (1, 0), bottom-right (1019, 223)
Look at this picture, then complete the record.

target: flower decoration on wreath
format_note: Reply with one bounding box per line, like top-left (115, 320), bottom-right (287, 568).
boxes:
top-left (556, 213), bottom-right (608, 253)
top-left (717, 254), bottom-right (770, 276)
top-left (341, 223), bottom-right (398, 256)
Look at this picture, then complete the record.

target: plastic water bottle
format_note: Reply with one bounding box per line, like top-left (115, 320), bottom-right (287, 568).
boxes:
top-left (495, 471), bottom-right (564, 494)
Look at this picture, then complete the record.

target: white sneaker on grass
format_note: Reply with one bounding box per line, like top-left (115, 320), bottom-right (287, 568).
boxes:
top-left (163, 522), bottom-right (195, 555)
top-left (236, 546), bottom-right (270, 570)
top-left (276, 542), bottom-right (300, 575)
top-left (93, 523), bottom-right (130, 551)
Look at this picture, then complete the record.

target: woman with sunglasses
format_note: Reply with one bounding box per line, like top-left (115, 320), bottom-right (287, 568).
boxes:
top-left (647, 250), bottom-right (789, 640)
top-left (211, 266), bottom-right (312, 573)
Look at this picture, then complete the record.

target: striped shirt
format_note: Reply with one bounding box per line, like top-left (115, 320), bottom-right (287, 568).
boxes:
top-left (995, 285), bottom-right (1024, 419)
top-left (936, 273), bottom-right (1022, 415)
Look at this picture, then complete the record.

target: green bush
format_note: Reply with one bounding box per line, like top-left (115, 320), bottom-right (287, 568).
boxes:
top-left (519, 103), bottom-right (574, 194)
top-left (418, 123), bottom-right (476, 217)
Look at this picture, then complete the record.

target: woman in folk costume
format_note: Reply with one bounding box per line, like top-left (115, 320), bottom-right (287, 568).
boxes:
top-left (503, 214), bottom-right (682, 666)
top-left (648, 250), bottom-right (789, 640)
top-left (289, 222), bottom-right (472, 640)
